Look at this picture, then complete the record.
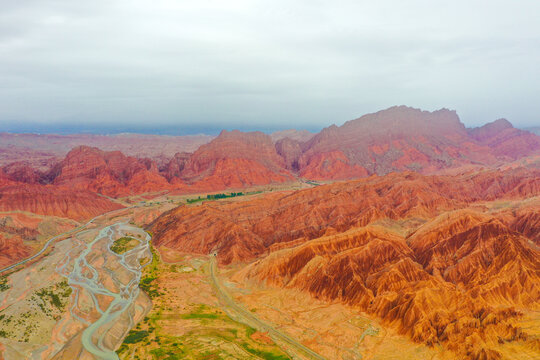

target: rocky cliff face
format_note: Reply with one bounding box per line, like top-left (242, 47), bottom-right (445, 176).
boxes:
top-left (1, 162), bottom-right (46, 184)
top-left (0, 169), bottom-right (16, 187)
top-left (274, 137), bottom-right (303, 171)
top-left (409, 212), bottom-right (539, 306)
top-left (496, 204), bottom-right (540, 245)
top-left (240, 207), bottom-right (538, 360)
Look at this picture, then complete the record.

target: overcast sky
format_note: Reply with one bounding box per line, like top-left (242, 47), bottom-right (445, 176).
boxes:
top-left (1, 0), bottom-right (539, 134)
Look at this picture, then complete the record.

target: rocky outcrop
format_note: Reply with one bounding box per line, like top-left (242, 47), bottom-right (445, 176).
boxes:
top-left (409, 213), bottom-right (539, 306)
top-left (148, 205), bottom-right (266, 264)
top-left (0, 169), bottom-right (16, 187)
top-left (0, 212), bottom-right (77, 268)
top-left (497, 206), bottom-right (540, 245)
top-left (299, 150), bottom-right (369, 180)
top-left (1, 162), bottom-right (47, 184)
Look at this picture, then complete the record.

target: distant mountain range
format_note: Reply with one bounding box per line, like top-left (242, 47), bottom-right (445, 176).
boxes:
top-left (1, 105), bottom-right (539, 212)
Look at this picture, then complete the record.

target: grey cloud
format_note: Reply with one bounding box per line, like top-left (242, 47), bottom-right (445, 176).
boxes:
top-left (0, 0), bottom-right (539, 133)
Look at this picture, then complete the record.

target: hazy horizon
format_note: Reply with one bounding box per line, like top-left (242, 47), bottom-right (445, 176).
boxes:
top-left (0, 105), bottom-right (538, 136)
top-left (1, 1), bottom-right (539, 132)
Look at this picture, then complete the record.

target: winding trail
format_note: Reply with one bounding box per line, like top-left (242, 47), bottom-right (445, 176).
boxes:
top-left (209, 254), bottom-right (327, 360)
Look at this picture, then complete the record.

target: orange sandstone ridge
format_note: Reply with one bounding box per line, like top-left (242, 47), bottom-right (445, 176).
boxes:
top-left (0, 184), bottom-right (123, 221)
top-left (149, 168), bottom-right (540, 264)
top-left (148, 167), bottom-right (540, 359)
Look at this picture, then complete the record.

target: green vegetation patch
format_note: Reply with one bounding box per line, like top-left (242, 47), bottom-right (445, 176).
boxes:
top-left (0, 276), bottom-right (10, 292)
top-left (138, 246), bottom-right (163, 299)
top-left (124, 330), bottom-right (150, 344)
top-left (180, 304), bottom-right (227, 321)
top-left (0, 280), bottom-right (72, 342)
top-left (305, 180), bottom-right (320, 186)
top-left (34, 279), bottom-right (72, 314)
top-left (118, 302), bottom-right (290, 359)
top-left (186, 191), bottom-right (263, 204)
top-left (111, 236), bottom-right (139, 254)
top-left (117, 244), bottom-right (289, 360)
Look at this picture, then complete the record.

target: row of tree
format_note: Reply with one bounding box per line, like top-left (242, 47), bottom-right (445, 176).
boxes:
top-left (186, 192), bottom-right (245, 203)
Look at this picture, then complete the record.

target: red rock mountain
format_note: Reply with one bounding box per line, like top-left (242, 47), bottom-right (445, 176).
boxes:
top-left (50, 146), bottom-right (170, 197)
top-left (468, 118), bottom-right (540, 160)
top-left (496, 203), bottom-right (540, 245)
top-left (0, 169), bottom-right (16, 188)
top-left (177, 130), bottom-right (294, 191)
top-left (283, 106), bottom-right (540, 181)
top-left (297, 106), bottom-right (496, 179)
top-left (274, 137), bottom-right (303, 171)
top-left (1, 106), bottom-right (539, 359)
top-left (0, 212), bottom-right (78, 268)
top-left (162, 152), bottom-right (191, 182)
top-left (3, 106), bottom-right (540, 197)
top-left (239, 214), bottom-right (538, 360)
top-left (2, 131), bottom-right (299, 197)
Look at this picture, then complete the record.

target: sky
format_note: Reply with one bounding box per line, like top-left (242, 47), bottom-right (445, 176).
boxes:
top-left (1, 0), bottom-right (539, 134)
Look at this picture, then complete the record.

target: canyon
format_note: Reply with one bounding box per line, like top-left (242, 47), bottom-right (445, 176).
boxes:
top-left (0, 106), bottom-right (539, 360)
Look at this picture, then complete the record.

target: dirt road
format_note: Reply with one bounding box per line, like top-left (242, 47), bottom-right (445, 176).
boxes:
top-left (209, 254), bottom-right (327, 360)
